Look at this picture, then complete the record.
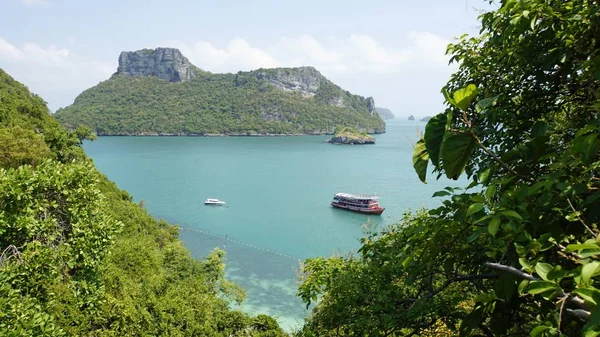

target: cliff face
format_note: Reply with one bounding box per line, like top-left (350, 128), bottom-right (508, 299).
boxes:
top-left (254, 67), bottom-right (322, 97)
top-left (252, 66), bottom-right (376, 112)
top-left (116, 48), bottom-right (196, 82)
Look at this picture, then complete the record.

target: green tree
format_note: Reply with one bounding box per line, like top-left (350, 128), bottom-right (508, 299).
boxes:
top-left (0, 67), bottom-right (287, 336)
top-left (0, 127), bottom-right (52, 168)
top-left (298, 1), bottom-right (600, 336)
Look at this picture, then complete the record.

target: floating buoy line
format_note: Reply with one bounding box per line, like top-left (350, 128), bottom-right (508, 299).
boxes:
top-left (180, 227), bottom-right (302, 262)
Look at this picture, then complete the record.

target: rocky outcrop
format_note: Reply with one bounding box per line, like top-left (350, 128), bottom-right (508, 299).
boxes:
top-left (254, 66), bottom-right (324, 97)
top-left (328, 135), bottom-right (375, 145)
top-left (366, 97), bottom-right (375, 114)
top-left (327, 126), bottom-right (376, 145)
top-left (116, 48), bottom-right (196, 82)
top-left (408, 115), bottom-right (415, 121)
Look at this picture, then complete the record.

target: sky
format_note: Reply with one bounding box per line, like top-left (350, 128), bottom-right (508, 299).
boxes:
top-left (0, 0), bottom-right (493, 117)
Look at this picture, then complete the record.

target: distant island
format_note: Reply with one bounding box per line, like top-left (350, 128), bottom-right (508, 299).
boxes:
top-left (408, 115), bottom-right (415, 121)
top-left (54, 48), bottom-right (385, 136)
top-left (420, 116), bottom-right (432, 122)
top-left (327, 126), bottom-right (375, 145)
top-left (374, 107), bottom-right (394, 120)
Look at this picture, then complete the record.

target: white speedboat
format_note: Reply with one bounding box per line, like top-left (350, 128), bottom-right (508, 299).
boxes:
top-left (204, 198), bottom-right (226, 206)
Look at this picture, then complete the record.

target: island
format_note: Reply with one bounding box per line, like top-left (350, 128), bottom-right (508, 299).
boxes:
top-left (54, 48), bottom-right (385, 136)
top-left (408, 114), bottom-right (415, 120)
top-left (374, 107), bottom-right (395, 120)
top-left (327, 126), bottom-right (375, 145)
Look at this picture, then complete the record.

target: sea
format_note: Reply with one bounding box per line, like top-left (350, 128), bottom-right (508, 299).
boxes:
top-left (83, 119), bottom-right (469, 331)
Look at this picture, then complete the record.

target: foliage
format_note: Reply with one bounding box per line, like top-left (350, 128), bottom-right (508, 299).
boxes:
top-left (54, 68), bottom-right (385, 135)
top-left (299, 0), bottom-right (600, 336)
top-left (333, 126), bottom-right (374, 140)
top-left (0, 67), bottom-right (287, 336)
top-left (0, 126), bottom-right (51, 168)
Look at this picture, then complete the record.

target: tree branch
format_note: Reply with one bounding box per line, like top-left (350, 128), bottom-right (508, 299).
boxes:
top-left (566, 308), bottom-right (591, 321)
top-left (567, 198), bottom-right (597, 238)
top-left (484, 262), bottom-right (537, 280)
top-left (485, 262), bottom-right (592, 313)
top-left (471, 132), bottom-right (528, 179)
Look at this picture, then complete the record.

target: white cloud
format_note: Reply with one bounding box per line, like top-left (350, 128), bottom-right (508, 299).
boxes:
top-left (169, 32), bottom-right (450, 75)
top-left (165, 38), bottom-right (280, 72)
top-left (21, 0), bottom-right (50, 6)
top-left (0, 37), bottom-right (114, 111)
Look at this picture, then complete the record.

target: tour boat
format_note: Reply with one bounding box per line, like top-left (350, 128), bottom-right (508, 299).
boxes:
top-left (331, 193), bottom-right (385, 215)
top-left (204, 198), bottom-right (226, 206)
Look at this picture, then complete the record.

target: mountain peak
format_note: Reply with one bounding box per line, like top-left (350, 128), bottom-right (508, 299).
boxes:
top-left (116, 47), bottom-right (196, 82)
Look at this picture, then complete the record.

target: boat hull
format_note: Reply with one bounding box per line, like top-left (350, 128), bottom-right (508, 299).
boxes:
top-left (331, 203), bottom-right (384, 215)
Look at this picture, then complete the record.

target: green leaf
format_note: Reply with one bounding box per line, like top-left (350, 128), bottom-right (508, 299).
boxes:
top-left (424, 113), bottom-right (449, 167)
top-left (412, 138), bottom-right (429, 183)
top-left (485, 185), bottom-right (497, 200)
top-left (573, 288), bottom-right (600, 305)
top-left (531, 121), bottom-right (548, 137)
top-left (584, 306), bottom-right (600, 334)
top-left (519, 258), bottom-right (533, 273)
top-left (477, 167), bottom-right (491, 184)
top-left (488, 216), bottom-right (501, 236)
top-left (535, 263), bottom-right (553, 281)
top-left (582, 261), bottom-right (600, 286)
top-left (530, 16), bottom-right (537, 31)
top-left (567, 243), bottom-right (600, 252)
top-left (452, 84), bottom-right (478, 111)
top-left (467, 203), bottom-right (484, 216)
top-left (526, 280), bottom-right (558, 295)
top-left (530, 325), bottom-right (550, 337)
top-left (441, 132), bottom-right (475, 180)
top-left (501, 210), bottom-right (522, 221)
top-left (475, 95), bottom-right (499, 113)
top-left (518, 280), bottom-right (530, 294)
top-left (432, 190), bottom-right (452, 197)
top-left (443, 89), bottom-right (456, 107)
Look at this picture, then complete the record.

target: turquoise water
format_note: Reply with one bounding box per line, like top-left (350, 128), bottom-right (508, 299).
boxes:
top-left (83, 120), bottom-right (467, 330)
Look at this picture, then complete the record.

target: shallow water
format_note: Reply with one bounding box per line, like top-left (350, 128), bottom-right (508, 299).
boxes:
top-left (83, 120), bottom-right (467, 330)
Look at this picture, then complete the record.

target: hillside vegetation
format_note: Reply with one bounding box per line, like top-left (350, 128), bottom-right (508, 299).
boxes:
top-left (297, 1), bottom-right (600, 336)
top-left (54, 65), bottom-right (385, 136)
top-left (0, 68), bottom-right (285, 336)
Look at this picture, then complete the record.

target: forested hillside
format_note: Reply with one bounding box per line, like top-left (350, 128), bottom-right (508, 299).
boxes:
top-left (0, 68), bottom-right (285, 336)
top-left (297, 1), bottom-right (600, 336)
top-left (54, 50), bottom-right (385, 136)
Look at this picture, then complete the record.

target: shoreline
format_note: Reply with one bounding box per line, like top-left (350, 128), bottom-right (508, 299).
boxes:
top-left (95, 131), bottom-right (386, 137)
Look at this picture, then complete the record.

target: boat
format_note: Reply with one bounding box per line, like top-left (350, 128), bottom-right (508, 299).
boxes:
top-left (331, 193), bottom-right (385, 215)
top-left (204, 198), bottom-right (226, 206)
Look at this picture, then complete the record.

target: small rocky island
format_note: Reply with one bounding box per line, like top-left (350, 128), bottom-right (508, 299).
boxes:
top-left (327, 126), bottom-right (375, 145)
top-left (408, 114), bottom-right (415, 121)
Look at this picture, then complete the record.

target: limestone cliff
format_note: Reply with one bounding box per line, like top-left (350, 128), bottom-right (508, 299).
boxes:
top-left (254, 67), bottom-right (322, 97)
top-left (251, 67), bottom-right (376, 112)
top-left (116, 48), bottom-right (196, 82)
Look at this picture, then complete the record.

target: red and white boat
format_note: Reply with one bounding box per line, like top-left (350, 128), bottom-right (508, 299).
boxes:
top-left (331, 193), bottom-right (385, 215)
